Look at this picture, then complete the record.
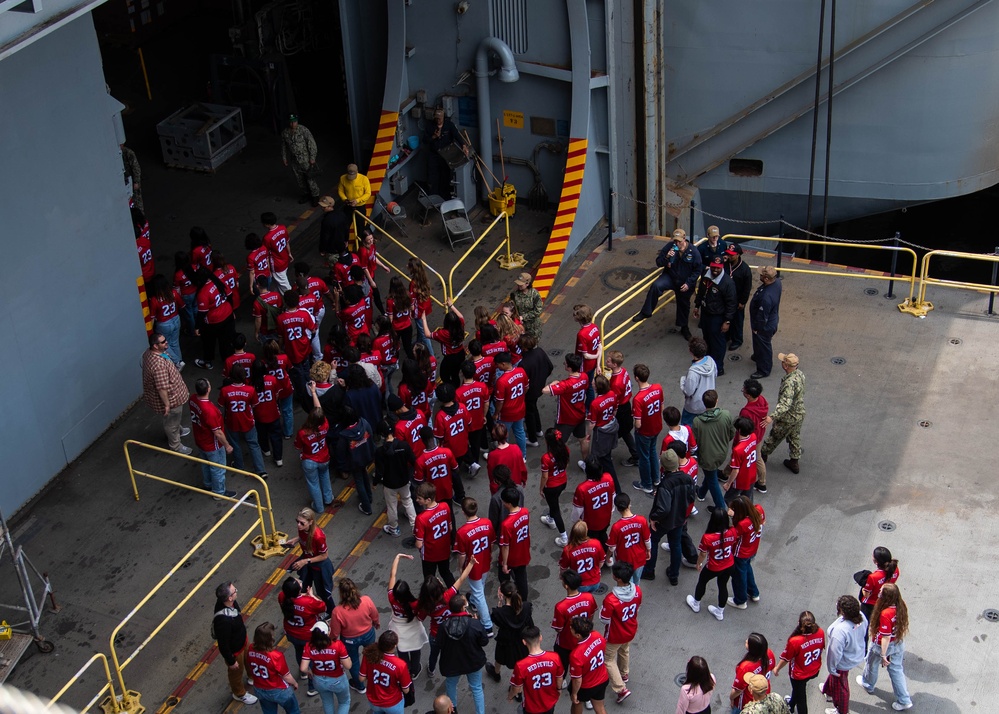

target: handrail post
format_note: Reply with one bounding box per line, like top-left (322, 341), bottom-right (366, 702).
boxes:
top-left (885, 232), bottom-right (900, 299)
top-left (989, 246), bottom-right (999, 315)
top-left (688, 200), bottom-right (696, 238)
top-left (606, 187), bottom-right (613, 252)
top-left (777, 216), bottom-right (784, 271)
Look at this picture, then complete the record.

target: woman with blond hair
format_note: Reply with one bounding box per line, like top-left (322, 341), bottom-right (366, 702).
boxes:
top-left (330, 578), bottom-right (380, 694)
top-left (407, 258), bottom-right (434, 353)
top-left (558, 521), bottom-right (605, 593)
top-left (281, 507), bottom-right (335, 613)
top-left (857, 583), bottom-right (911, 710)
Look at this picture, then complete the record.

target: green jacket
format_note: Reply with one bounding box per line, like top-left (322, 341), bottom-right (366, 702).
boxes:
top-left (511, 288), bottom-right (544, 338)
top-left (691, 407), bottom-right (734, 470)
top-left (771, 369), bottom-right (805, 423)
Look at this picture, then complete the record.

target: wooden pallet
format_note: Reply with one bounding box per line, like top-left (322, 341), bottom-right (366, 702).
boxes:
top-left (0, 633), bottom-right (33, 683)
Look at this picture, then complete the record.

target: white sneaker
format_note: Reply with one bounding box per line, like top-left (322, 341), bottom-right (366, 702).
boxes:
top-left (233, 693), bottom-right (258, 705)
top-left (727, 597), bottom-right (748, 610)
top-left (469, 462), bottom-right (481, 476)
top-left (540, 514), bottom-right (557, 529)
top-left (585, 702), bottom-right (594, 710)
top-left (555, 534), bottom-right (568, 547)
top-left (179, 427), bottom-right (191, 437)
top-left (577, 459), bottom-right (587, 471)
top-left (891, 703), bottom-right (913, 711)
top-left (690, 506), bottom-right (699, 516)
top-left (707, 604), bottom-right (725, 620)
top-left (825, 709), bottom-right (840, 714)
top-left (681, 558), bottom-right (698, 569)
top-left (526, 440), bottom-right (539, 447)
top-left (275, 459), bottom-right (283, 467)
top-left (172, 445), bottom-right (193, 455)
top-left (660, 541), bottom-right (671, 551)
top-left (685, 595), bottom-right (700, 613)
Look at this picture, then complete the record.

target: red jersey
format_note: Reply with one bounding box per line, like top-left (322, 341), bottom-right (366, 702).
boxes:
top-left (609, 370), bottom-right (633, 407)
top-left (729, 434), bottom-right (759, 490)
top-left (661, 424), bottom-right (698, 457)
top-left (499, 507), bottom-right (531, 568)
top-left (247, 245), bottom-right (271, 279)
top-left (414, 501), bottom-right (453, 562)
top-left (215, 264), bottom-right (241, 309)
top-left (494, 367), bottom-right (528, 422)
top-left (734, 505), bottom-right (765, 559)
top-left (305, 276), bottom-right (330, 304)
top-left (569, 633), bottom-right (609, 688)
top-left (408, 281), bottom-right (432, 318)
top-left (266, 354), bottom-right (293, 399)
top-left (481, 339), bottom-right (506, 360)
top-left (397, 381), bottom-right (429, 417)
top-left (549, 374), bottom-right (588, 426)
top-left (511, 652), bottom-right (564, 714)
top-left (559, 539), bottom-right (605, 586)
top-left (219, 384), bottom-right (258, 432)
top-left (574, 324), bottom-right (602, 374)
top-left (334, 254), bottom-right (360, 288)
top-left (358, 243), bottom-right (378, 274)
top-left (415, 447), bottom-right (458, 502)
top-left (877, 606), bottom-right (898, 639)
top-left (298, 291), bottom-right (322, 322)
top-left (454, 517), bottom-right (495, 580)
top-left (340, 299), bottom-right (372, 344)
top-left (572, 474), bottom-right (616, 531)
top-left (278, 592), bottom-right (327, 641)
top-left (632, 384), bottom-right (664, 437)
top-left (150, 291), bottom-right (181, 324)
top-left (137, 236), bottom-right (154, 280)
top-left (174, 267), bottom-right (196, 297)
top-left (386, 296), bottom-right (413, 332)
top-left (374, 335), bottom-right (398, 368)
top-left (434, 405), bottom-right (469, 458)
top-left (303, 640), bottom-right (349, 679)
top-left (196, 280), bottom-right (233, 325)
top-left (417, 585), bottom-right (457, 638)
top-left (431, 322), bottom-right (466, 356)
top-left (599, 586), bottom-right (643, 644)
top-left (588, 393), bottom-right (617, 429)
top-left (298, 526), bottom-right (327, 558)
top-left (189, 397), bottom-right (223, 451)
top-left (456, 382), bottom-right (489, 431)
top-left (740, 396), bottom-right (770, 443)
top-left (252, 290), bottom-right (283, 335)
top-left (191, 244), bottom-right (213, 272)
top-left (861, 567), bottom-right (900, 605)
top-left (779, 629), bottom-right (825, 680)
top-left (295, 419), bottom-right (330, 463)
top-left (276, 309), bottom-right (315, 365)
top-left (472, 356), bottom-right (495, 392)
top-left (607, 515), bottom-right (652, 568)
top-left (698, 527), bottom-right (740, 571)
top-left (360, 654), bottom-right (411, 707)
top-left (224, 352), bottom-right (256, 380)
top-left (246, 648), bottom-right (291, 691)
top-left (263, 225), bottom-right (291, 273)
top-left (487, 445), bottom-right (528, 494)
top-left (551, 593), bottom-right (597, 651)
top-left (253, 374), bottom-right (281, 424)
top-left (732, 650), bottom-right (776, 709)
top-left (394, 412), bottom-right (427, 458)
top-left (541, 452), bottom-right (567, 489)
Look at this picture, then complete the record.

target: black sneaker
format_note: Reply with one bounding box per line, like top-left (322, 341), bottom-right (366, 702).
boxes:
top-left (754, 482), bottom-right (768, 493)
top-left (631, 313), bottom-right (649, 323)
top-left (402, 536), bottom-right (417, 548)
top-left (668, 576), bottom-right (679, 586)
top-left (679, 327), bottom-right (692, 340)
top-left (640, 570), bottom-right (655, 581)
top-left (485, 663), bottom-right (502, 682)
top-left (625, 456), bottom-right (639, 467)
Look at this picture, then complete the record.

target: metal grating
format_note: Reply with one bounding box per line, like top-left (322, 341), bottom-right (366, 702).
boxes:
top-left (492, 0), bottom-right (529, 54)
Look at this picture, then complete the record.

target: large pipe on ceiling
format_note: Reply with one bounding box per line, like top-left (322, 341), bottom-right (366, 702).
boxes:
top-left (475, 37), bottom-right (519, 199)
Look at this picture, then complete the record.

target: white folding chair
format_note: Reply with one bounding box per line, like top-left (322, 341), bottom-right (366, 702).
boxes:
top-left (440, 198), bottom-right (474, 251)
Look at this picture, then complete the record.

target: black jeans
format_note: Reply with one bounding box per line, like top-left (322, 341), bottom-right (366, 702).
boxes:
top-left (498, 562), bottom-right (528, 601)
top-left (646, 522), bottom-right (696, 577)
top-left (699, 312), bottom-right (727, 373)
top-left (200, 315), bottom-right (236, 362)
top-left (440, 353), bottom-right (465, 387)
top-left (751, 328), bottom-right (773, 376)
top-left (467, 427), bottom-right (486, 466)
top-left (615, 402), bottom-right (637, 458)
top-left (422, 558), bottom-right (456, 587)
top-left (789, 674), bottom-right (817, 714)
top-left (640, 273), bottom-right (692, 328)
top-left (399, 648), bottom-right (423, 678)
top-left (542, 484), bottom-right (567, 534)
top-left (525, 397), bottom-right (543, 441)
top-left (694, 565), bottom-right (733, 608)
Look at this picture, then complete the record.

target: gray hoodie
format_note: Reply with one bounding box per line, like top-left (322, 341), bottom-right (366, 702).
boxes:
top-left (680, 357), bottom-right (717, 414)
top-left (826, 614), bottom-right (868, 673)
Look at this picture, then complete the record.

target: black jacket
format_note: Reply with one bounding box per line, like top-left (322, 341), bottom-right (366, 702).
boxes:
top-left (436, 612), bottom-right (488, 676)
top-left (649, 470), bottom-right (696, 531)
top-left (728, 260), bottom-right (753, 307)
top-left (490, 485), bottom-right (524, 535)
top-left (375, 438), bottom-right (415, 488)
top-left (749, 279), bottom-right (782, 335)
top-left (212, 598), bottom-right (247, 666)
top-left (655, 240), bottom-right (703, 290)
top-left (519, 347), bottom-right (554, 401)
top-left (335, 418), bottom-right (375, 472)
top-left (694, 271), bottom-right (737, 321)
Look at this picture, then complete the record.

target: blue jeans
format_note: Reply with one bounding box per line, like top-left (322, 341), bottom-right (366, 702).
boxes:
top-left (579, 583), bottom-right (600, 594)
top-left (181, 293), bottom-right (196, 334)
top-left (631, 566), bottom-right (644, 584)
top-left (731, 556), bottom-right (759, 605)
top-left (200, 446), bottom-right (227, 494)
top-left (500, 419), bottom-right (527, 458)
top-left (314, 673), bottom-right (350, 714)
top-left (254, 684), bottom-right (300, 714)
top-left (445, 669), bottom-right (485, 714)
top-left (635, 433), bottom-right (658, 489)
top-left (229, 428), bottom-right (266, 474)
top-left (696, 468), bottom-right (727, 509)
top-left (343, 627), bottom-right (376, 689)
top-left (279, 395), bottom-right (295, 438)
top-left (155, 315), bottom-right (183, 366)
top-left (287, 633), bottom-right (311, 691)
top-left (861, 640), bottom-right (911, 707)
top-left (467, 576), bottom-right (493, 629)
top-left (414, 318), bottom-right (433, 354)
top-left (370, 698), bottom-right (405, 714)
top-left (301, 459), bottom-right (333, 513)
top-left (352, 469), bottom-right (373, 513)
top-left (680, 409), bottom-right (699, 427)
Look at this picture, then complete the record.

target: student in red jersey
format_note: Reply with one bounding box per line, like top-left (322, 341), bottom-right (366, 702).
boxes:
top-left (415, 427), bottom-right (460, 504)
top-left (387, 553), bottom-right (430, 680)
top-left (193, 267), bottom-right (236, 370)
top-left (571, 459), bottom-right (617, 550)
top-left (337, 268), bottom-right (374, 344)
top-left (662, 406), bottom-right (698, 459)
top-left (728, 496), bottom-right (765, 609)
top-left (251, 359), bottom-right (284, 466)
top-left (456, 362), bottom-right (489, 471)
top-left (605, 351), bottom-right (639, 467)
top-left (469, 338), bottom-right (498, 396)
top-left (359, 631), bottom-right (412, 714)
top-left (332, 250), bottom-right (360, 290)
top-left (189, 378), bottom-right (235, 498)
top-left (189, 226), bottom-right (213, 274)
top-left (252, 275), bottom-right (283, 344)
top-left (599, 562), bottom-right (642, 704)
top-left (551, 571), bottom-right (597, 677)
top-left (296, 273), bottom-right (325, 362)
top-left (174, 251), bottom-right (198, 335)
top-left (277, 290), bottom-right (316, 408)
top-left (493, 352), bottom-right (529, 457)
top-left (723, 417), bottom-right (759, 502)
top-left (301, 620), bottom-right (352, 714)
top-left (261, 212), bottom-right (293, 293)
top-left (421, 300), bottom-right (467, 387)
top-left (355, 333), bottom-right (384, 388)
top-left (857, 583), bottom-right (911, 710)
top-left (245, 232), bottom-right (272, 292)
top-left (560, 521), bottom-right (605, 593)
top-left (373, 316), bottom-right (400, 391)
top-left (417, 557), bottom-right (477, 675)
top-left (487, 424), bottom-right (528, 494)
top-left (414, 482), bottom-right (457, 586)
top-left (509, 626), bottom-right (564, 714)
top-left (607, 494), bottom-right (652, 583)
top-left (686, 508), bottom-right (739, 621)
top-left (434, 383), bottom-right (472, 480)
top-left (675, 656), bottom-right (716, 714)
top-left (330, 578), bottom-right (381, 693)
top-left (282, 508), bottom-right (335, 613)
top-left (486, 580), bottom-right (534, 683)
top-left (136, 225), bottom-right (155, 282)
top-left (498, 487), bottom-right (531, 600)
top-left (728, 632), bottom-right (776, 711)
top-left (454, 498), bottom-right (496, 633)
top-left (357, 229), bottom-right (389, 314)
top-left (773, 611), bottom-right (825, 714)
top-left (279, 576), bottom-right (327, 695)
top-left (214, 250), bottom-right (241, 310)
top-left (572, 304), bottom-right (602, 407)
top-left (407, 258), bottom-right (435, 353)
top-left (739, 379), bottom-right (770, 493)
top-left (859, 546), bottom-right (900, 627)
top-left (262, 341), bottom-right (296, 440)
top-left (247, 622), bottom-right (300, 713)
top-left (631, 364), bottom-right (664, 493)
top-left (389, 394), bottom-right (428, 460)
top-left (398, 345), bottom-right (434, 417)
top-left (294, 384), bottom-right (334, 513)
top-left (543, 352), bottom-right (590, 452)
top-left (584, 375), bottom-right (620, 492)
top-left (568, 616), bottom-right (609, 714)
top-left (219, 367), bottom-right (267, 478)
top-left (539, 428), bottom-right (571, 547)
top-left (386, 276), bottom-right (415, 359)
top-left (223, 334), bottom-right (255, 383)
top-left (148, 274), bottom-right (185, 368)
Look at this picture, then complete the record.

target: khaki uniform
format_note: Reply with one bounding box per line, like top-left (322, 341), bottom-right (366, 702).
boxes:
top-left (761, 368), bottom-right (805, 459)
top-left (511, 288), bottom-right (543, 339)
top-left (281, 124), bottom-right (319, 198)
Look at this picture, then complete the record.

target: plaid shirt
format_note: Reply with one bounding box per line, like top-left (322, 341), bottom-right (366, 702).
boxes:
top-left (142, 349), bottom-right (189, 411)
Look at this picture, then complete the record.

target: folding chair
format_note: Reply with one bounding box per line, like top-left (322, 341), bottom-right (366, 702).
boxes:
top-left (440, 198), bottom-right (474, 251)
top-left (416, 184), bottom-right (445, 226)
top-left (373, 194), bottom-right (409, 238)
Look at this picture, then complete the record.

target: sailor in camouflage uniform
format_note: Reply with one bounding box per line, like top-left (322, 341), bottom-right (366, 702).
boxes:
top-left (510, 272), bottom-right (544, 339)
top-left (281, 115), bottom-right (319, 205)
top-left (760, 352), bottom-right (805, 473)
top-left (121, 144), bottom-right (143, 213)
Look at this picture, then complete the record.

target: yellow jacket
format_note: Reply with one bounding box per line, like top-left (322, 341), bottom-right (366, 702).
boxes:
top-left (338, 173), bottom-right (372, 206)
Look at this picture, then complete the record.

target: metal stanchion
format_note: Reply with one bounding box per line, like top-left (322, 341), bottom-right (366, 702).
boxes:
top-left (885, 232), bottom-right (900, 299)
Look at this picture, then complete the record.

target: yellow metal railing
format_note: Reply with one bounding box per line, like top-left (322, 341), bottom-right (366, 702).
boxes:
top-left (47, 653), bottom-right (118, 712)
top-left (900, 249), bottom-right (999, 317)
top-left (123, 440), bottom-right (287, 559)
top-left (448, 212), bottom-right (515, 305)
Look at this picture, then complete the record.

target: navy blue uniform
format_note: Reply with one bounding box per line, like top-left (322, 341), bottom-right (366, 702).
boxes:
top-left (749, 279), bottom-right (782, 376)
top-left (638, 240), bottom-right (703, 329)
